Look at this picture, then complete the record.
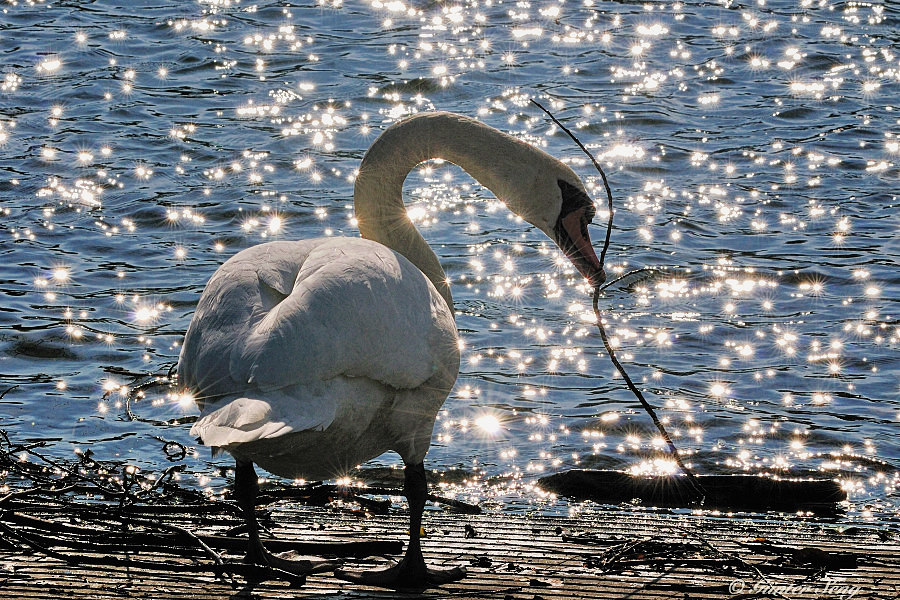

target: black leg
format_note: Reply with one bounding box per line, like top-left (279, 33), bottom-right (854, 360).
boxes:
top-left (334, 463), bottom-right (466, 589)
top-left (234, 460), bottom-right (267, 565)
top-left (233, 460), bottom-right (338, 583)
top-left (402, 462), bottom-right (428, 577)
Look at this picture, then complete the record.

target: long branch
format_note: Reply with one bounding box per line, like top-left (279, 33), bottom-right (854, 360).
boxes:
top-left (532, 99), bottom-right (706, 503)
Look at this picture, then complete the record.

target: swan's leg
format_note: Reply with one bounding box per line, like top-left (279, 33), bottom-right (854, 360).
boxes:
top-left (234, 460), bottom-right (268, 565)
top-left (234, 460), bottom-right (336, 581)
top-left (334, 463), bottom-right (466, 589)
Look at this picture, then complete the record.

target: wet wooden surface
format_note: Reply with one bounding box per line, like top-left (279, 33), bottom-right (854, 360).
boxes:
top-left (1, 503), bottom-right (897, 599)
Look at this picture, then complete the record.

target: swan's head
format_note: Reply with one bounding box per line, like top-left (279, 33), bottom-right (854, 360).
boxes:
top-left (510, 168), bottom-right (606, 287)
top-left (550, 179), bottom-right (606, 287)
top-left (354, 111), bottom-right (606, 288)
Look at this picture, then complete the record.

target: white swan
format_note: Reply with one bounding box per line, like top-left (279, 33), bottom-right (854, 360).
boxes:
top-left (177, 112), bottom-right (604, 588)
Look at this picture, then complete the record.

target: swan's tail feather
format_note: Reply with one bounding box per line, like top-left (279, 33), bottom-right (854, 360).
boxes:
top-left (190, 391), bottom-right (335, 449)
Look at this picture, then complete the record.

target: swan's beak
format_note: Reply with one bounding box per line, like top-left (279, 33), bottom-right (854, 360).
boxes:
top-left (556, 208), bottom-right (606, 286)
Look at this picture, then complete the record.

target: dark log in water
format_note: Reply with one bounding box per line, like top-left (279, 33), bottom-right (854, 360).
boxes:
top-left (537, 470), bottom-right (846, 512)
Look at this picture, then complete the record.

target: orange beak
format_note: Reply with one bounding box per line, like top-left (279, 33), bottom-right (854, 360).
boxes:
top-left (558, 208), bottom-right (605, 286)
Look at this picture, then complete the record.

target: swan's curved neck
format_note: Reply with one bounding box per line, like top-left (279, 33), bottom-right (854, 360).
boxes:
top-left (354, 113), bottom-right (554, 313)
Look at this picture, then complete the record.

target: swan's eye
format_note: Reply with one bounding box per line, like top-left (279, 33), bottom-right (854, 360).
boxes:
top-left (557, 179), bottom-right (595, 223)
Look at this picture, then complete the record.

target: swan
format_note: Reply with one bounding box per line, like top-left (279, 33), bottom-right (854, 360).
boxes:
top-left (177, 111), bottom-right (605, 588)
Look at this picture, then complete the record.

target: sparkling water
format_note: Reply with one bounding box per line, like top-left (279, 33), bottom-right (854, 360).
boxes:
top-left (0, 0), bottom-right (897, 519)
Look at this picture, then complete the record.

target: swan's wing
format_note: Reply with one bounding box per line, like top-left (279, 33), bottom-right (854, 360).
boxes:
top-left (229, 237), bottom-right (457, 393)
top-left (178, 237), bottom-right (458, 445)
top-left (178, 240), bottom-right (323, 402)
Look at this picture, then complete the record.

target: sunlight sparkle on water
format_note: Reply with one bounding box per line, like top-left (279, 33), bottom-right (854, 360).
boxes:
top-left (1, 0), bottom-right (897, 517)
top-left (474, 414), bottom-right (502, 436)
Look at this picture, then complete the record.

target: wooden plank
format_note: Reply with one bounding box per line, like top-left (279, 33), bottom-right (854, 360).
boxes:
top-left (1, 505), bottom-right (897, 599)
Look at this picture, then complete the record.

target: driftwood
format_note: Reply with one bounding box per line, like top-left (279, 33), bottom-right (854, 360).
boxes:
top-left (738, 541), bottom-right (859, 570)
top-left (255, 484), bottom-right (480, 515)
top-left (537, 470), bottom-right (845, 513)
top-left (0, 428), bottom-right (454, 588)
top-left (1, 511), bottom-right (401, 558)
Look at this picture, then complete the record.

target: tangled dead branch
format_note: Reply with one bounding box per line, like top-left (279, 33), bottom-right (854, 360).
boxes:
top-left (0, 429), bottom-right (480, 587)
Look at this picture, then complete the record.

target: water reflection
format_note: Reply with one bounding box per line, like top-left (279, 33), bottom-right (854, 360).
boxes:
top-left (0, 0), bottom-right (897, 520)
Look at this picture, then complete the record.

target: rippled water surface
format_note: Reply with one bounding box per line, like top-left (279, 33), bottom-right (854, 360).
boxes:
top-left (1, 0), bottom-right (898, 519)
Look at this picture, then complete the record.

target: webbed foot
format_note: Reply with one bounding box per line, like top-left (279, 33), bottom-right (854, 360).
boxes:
top-left (239, 544), bottom-right (340, 585)
top-left (335, 555), bottom-right (466, 590)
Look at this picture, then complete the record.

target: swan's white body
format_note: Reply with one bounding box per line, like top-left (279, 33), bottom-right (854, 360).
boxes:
top-left (178, 111), bottom-right (602, 484)
top-left (179, 237), bottom-right (457, 479)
